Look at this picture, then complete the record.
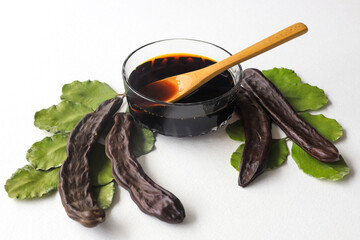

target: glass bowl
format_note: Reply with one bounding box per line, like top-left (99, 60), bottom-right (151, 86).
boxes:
top-left (122, 38), bottom-right (242, 137)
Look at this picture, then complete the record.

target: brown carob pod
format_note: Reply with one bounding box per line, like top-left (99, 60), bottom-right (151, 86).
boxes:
top-left (235, 88), bottom-right (272, 187)
top-left (242, 68), bottom-right (339, 162)
top-left (58, 97), bottom-right (123, 227)
top-left (105, 113), bottom-right (185, 223)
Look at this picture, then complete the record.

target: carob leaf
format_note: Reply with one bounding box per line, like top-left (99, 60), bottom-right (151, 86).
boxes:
top-left (93, 181), bottom-right (115, 209)
top-left (61, 80), bottom-right (118, 110)
top-left (225, 120), bottom-right (245, 142)
top-left (89, 143), bottom-right (113, 186)
top-left (267, 138), bottom-right (289, 170)
top-left (230, 144), bottom-right (244, 171)
top-left (291, 144), bottom-right (349, 181)
top-left (262, 68), bottom-right (328, 111)
top-left (131, 121), bottom-right (155, 157)
top-left (5, 165), bottom-right (59, 199)
top-left (26, 133), bottom-right (69, 170)
top-left (262, 68), bottom-right (301, 86)
top-left (275, 83), bottom-right (328, 112)
top-left (34, 101), bottom-right (93, 133)
top-left (299, 113), bottom-right (343, 142)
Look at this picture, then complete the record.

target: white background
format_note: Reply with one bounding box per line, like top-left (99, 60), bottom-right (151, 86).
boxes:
top-left (1, 0), bottom-right (360, 239)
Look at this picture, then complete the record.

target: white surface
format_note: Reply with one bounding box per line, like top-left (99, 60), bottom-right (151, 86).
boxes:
top-left (1, 0), bottom-right (360, 239)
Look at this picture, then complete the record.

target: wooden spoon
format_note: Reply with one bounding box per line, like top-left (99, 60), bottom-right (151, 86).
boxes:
top-left (140, 23), bottom-right (308, 103)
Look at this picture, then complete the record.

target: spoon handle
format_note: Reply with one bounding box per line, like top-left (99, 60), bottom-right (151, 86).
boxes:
top-left (200, 23), bottom-right (308, 81)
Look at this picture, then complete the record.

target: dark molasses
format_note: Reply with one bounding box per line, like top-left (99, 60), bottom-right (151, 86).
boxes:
top-left (126, 53), bottom-right (237, 137)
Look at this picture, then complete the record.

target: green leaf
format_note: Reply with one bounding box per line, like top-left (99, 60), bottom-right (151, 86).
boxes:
top-left (262, 68), bottom-right (301, 86)
top-left (4, 165), bottom-right (59, 199)
top-left (267, 138), bottom-right (289, 169)
top-left (262, 68), bottom-right (328, 111)
top-left (93, 181), bottom-right (115, 209)
top-left (61, 80), bottom-right (118, 110)
top-left (299, 112), bottom-right (343, 142)
top-left (34, 101), bottom-right (93, 133)
top-left (131, 122), bottom-right (155, 157)
top-left (89, 144), bottom-right (113, 186)
top-left (26, 133), bottom-right (68, 170)
top-left (291, 144), bottom-right (349, 181)
top-left (226, 120), bottom-right (245, 142)
top-left (275, 83), bottom-right (328, 112)
top-left (230, 139), bottom-right (288, 171)
top-left (230, 144), bottom-right (244, 171)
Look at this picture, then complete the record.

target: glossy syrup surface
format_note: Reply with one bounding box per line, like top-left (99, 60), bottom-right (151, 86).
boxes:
top-left (127, 53), bottom-right (236, 137)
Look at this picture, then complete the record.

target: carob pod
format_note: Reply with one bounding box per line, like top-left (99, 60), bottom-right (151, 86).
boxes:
top-left (58, 96), bottom-right (123, 227)
top-left (241, 68), bottom-right (339, 162)
top-left (235, 88), bottom-right (272, 187)
top-left (105, 113), bottom-right (185, 223)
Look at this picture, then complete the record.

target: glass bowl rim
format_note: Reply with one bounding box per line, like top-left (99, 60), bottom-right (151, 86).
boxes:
top-left (122, 38), bottom-right (242, 106)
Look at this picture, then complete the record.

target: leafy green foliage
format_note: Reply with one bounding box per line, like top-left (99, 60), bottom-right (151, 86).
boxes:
top-left (267, 138), bottom-right (289, 170)
top-left (230, 138), bottom-right (288, 171)
top-left (225, 120), bottom-right (245, 142)
top-left (5, 165), bottom-right (59, 199)
top-left (26, 133), bottom-right (68, 170)
top-left (61, 80), bottom-right (118, 110)
top-left (93, 181), bottom-right (115, 209)
top-left (262, 68), bottom-right (328, 111)
top-left (34, 101), bottom-right (93, 133)
top-left (230, 144), bottom-right (244, 171)
top-left (89, 144), bottom-right (113, 186)
top-left (291, 144), bottom-right (349, 181)
top-left (275, 83), bottom-right (328, 112)
top-left (262, 68), bottom-right (301, 86)
top-left (131, 122), bottom-right (155, 157)
top-left (299, 113), bottom-right (343, 142)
